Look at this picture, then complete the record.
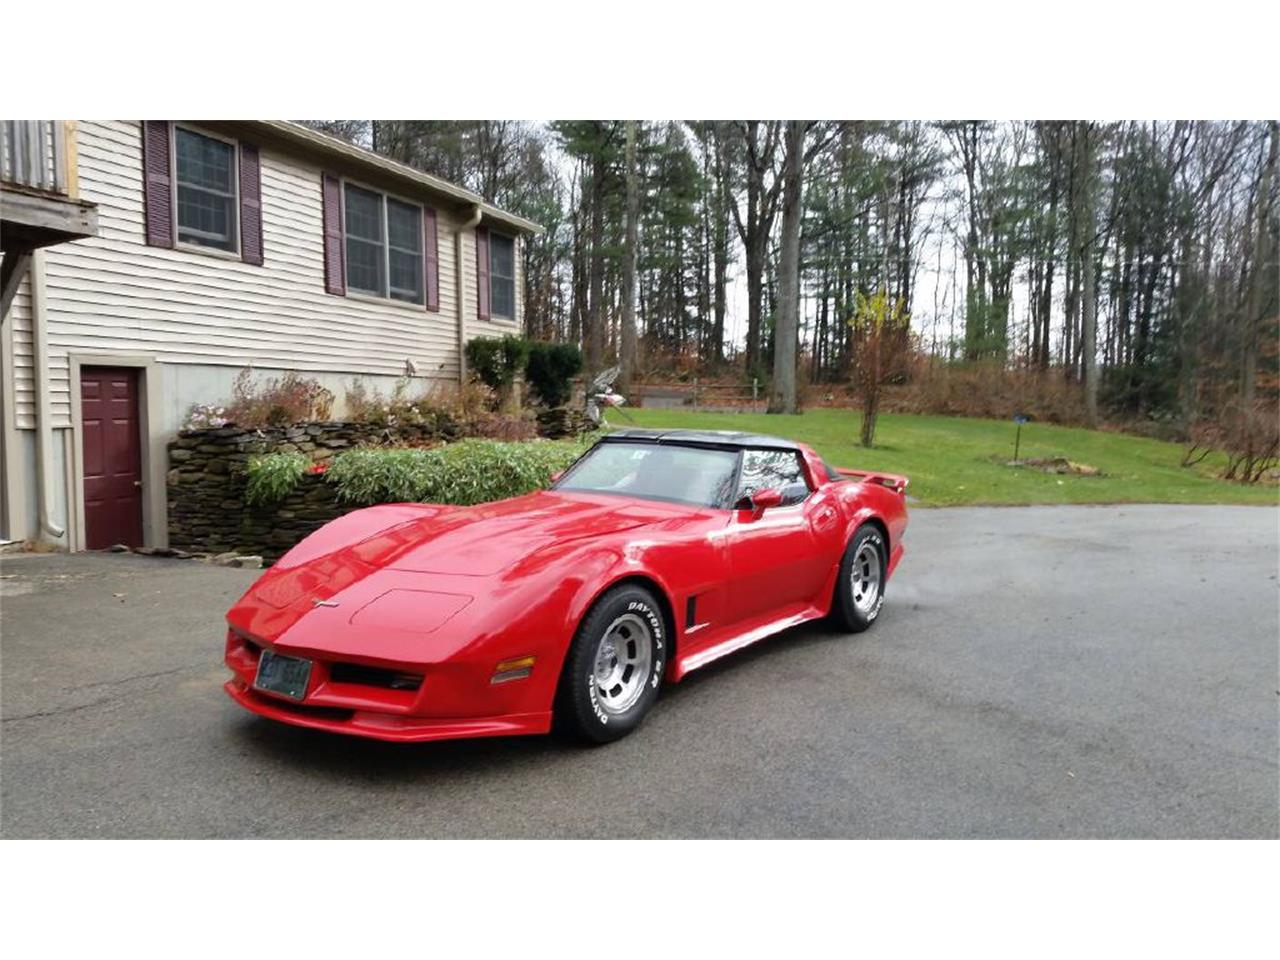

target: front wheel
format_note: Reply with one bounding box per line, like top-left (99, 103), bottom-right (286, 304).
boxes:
top-left (558, 584), bottom-right (666, 744)
top-left (830, 524), bottom-right (886, 633)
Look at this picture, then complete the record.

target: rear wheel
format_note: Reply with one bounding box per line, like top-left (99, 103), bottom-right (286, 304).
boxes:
top-left (558, 584), bottom-right (666, 744)
top-left (830, 524), bottom-right (886, 633)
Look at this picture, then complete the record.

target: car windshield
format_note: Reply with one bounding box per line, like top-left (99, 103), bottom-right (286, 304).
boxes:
top-left (555, 442), bottom-right (740, 508)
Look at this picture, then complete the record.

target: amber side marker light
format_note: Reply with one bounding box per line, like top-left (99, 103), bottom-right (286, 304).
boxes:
top-left (491, 656), bottom-right (536, 685)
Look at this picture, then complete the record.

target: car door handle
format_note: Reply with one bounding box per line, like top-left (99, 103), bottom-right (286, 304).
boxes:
top-left (816, 507), bottom-right (837, 524)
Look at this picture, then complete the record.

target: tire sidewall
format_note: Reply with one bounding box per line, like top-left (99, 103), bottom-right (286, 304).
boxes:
top-left (565, 586), bottom-right (666, 742)
top-left (837, 526), bottom-right (887, 631)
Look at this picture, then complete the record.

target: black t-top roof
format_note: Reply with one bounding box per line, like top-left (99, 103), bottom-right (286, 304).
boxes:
top-left (600, 428), bottom-right (802, 451)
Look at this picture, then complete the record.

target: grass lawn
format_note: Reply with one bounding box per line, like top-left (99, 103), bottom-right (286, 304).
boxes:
top-left (619, 407), bottom-right (1279, 507)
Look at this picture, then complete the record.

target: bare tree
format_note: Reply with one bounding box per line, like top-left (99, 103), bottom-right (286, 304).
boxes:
top-left (723, 121), bottom-right (783, 376)
top-left (298, 120), bottom-right (371, 147)
top-left (770, 121), bottom-right (806, 414)
top-left (1241, 120), bottom-right (1279, 404)
top-left (1079, 122), bottom-right (1101, 426)
top-left (847, 185), bottom-right (913, 446)
top-left (620, 120), bottom-right (640, 393)
top-left (587, 139), bottom-right (607, 377)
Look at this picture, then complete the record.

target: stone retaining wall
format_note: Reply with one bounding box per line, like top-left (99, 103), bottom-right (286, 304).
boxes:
top-left (166, 421), bottom-right (451, 561)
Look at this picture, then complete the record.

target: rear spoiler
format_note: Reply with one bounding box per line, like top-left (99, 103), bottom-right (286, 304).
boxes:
top-left (835, 468), bottom-right (909, 495)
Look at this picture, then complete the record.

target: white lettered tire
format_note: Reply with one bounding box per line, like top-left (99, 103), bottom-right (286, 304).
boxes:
top-left (831, 524), bottom-right (887, 632)
top-left (558, 584), bottom-right (666, 744)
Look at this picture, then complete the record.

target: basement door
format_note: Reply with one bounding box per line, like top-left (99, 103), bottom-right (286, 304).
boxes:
top-left (81, 367), bottom-right (144, 549)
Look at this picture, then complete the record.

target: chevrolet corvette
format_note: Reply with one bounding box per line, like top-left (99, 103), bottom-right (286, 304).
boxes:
top-left (224, 429), bottom-right (909, 744)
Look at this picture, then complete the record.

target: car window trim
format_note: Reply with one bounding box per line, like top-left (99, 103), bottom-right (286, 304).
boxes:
top-left (733, 447), bottom-right (814, 509)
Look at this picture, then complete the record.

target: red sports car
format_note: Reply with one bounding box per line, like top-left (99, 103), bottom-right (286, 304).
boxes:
top-left (224, 429), bottom-right (909, 744)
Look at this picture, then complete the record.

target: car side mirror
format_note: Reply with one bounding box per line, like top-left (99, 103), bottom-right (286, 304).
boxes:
top-left (549, 470), bottom-right (565, 484)
top-left (747, 487), bottom-right (783, 514)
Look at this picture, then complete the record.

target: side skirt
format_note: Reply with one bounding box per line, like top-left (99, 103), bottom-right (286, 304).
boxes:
top-left (672, 602), bottom-right (828, 681)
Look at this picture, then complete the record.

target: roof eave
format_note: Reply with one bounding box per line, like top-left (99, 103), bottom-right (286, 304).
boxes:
top-left (240, 120), bottom-right (544, 235)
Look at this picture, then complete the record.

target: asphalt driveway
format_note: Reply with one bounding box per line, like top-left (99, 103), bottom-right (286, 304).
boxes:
top-left (2, 504), bottom-right (1276, 838)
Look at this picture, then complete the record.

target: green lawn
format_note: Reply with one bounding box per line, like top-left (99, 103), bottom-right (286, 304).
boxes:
top-left (619, 407), bottom-right (1279, 507)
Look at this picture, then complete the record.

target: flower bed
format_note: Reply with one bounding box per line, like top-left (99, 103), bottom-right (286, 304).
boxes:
top-left (168, 425), bottom-right (589, 562)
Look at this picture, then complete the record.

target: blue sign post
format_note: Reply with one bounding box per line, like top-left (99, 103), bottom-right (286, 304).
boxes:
top-left (1013, 413), bottom-right (1029, 462)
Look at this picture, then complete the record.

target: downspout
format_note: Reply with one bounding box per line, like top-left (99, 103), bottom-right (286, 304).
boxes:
top-left (456, 203), bottom-right (483, 385)
top-left (30, 251), bottom-right (65, 540)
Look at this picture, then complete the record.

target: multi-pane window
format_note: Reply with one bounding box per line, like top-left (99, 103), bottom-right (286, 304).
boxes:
top-left (344, 183), bottom-right (385, 296)
top-left (387, 199), bottom-right (424, 303)
top-left (343, 183), bottom-right (423, 303)
top-left (490, 232), bottom-right (516, 318)
top-left (736, 449), bottom-right (811, 507)
top-left (175, 127), bottom-right (237, 252)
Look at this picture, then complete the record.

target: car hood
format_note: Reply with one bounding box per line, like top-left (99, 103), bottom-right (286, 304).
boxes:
top-left (226, 491), bottom-right (678, 662)
top-left (381, 490), bottom-right (668, 576)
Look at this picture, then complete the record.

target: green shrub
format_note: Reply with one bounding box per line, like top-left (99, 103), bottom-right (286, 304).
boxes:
top-left (524, 341), bottom-right (583, 408)
top-left (244, 452), bottom-right (310, 505)
top-left (466, 335), bottom-right (530, 394)
top-left (326, 438), bottom-right (585, 506)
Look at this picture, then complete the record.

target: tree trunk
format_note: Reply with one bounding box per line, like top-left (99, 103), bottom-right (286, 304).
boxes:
top-left (1079, 123), bottom-right (1100, 427)
top-left (860, 390), bottom-right (880, 448)
top-left (712, 222), bottom-right (728, 364)
top-left (860, 187), bottom-right (894, 448)
top-left (1064, 249), bottom-right (1080, 376)
top-left (1036, 128), bottom-right (1061, 370)
top-left (619, 121), bottom-right (640, 394)
top-left (727, 121), bottom-right (782, 378)
top-left (708, 126), bottom-right (730, 365)
top-left (744, 234), bottom-right (765, 375)
top-left (769, 122), bottom-right (805, 414)
top-left (586, 137), bottom-right (606, 378)
top-left (1242, 120), bottom-right (1279, 405)
top-left (959, 122), bottom-right (985, 360)
top-left (570, 173), bottom-right (585, 348)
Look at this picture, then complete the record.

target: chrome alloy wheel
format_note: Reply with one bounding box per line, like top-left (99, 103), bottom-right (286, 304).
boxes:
top-left (850, 539), bottom-right (883, 614)
top-left (592, 612), bottom-right (654, 715)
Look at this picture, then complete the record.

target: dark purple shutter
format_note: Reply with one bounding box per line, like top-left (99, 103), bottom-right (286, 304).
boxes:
top-left (239, 143), bottom-right (263, 265)
top-left (321, 173), bottom-right (345, 295)
top-left (424, 207), bottom-right (439, 311)
top-left (476, 226), bottom-right (490, 320)
top-left (142, 121), bottom-right (174, 248)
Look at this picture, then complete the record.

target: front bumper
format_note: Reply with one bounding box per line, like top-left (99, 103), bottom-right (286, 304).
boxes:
top-left (223, 631), bottom-right (551, 743)
top-left (223, 679), bottom-right (550, 743)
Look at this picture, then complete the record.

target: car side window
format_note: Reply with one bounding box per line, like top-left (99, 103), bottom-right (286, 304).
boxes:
top-left (735, 449), bottom-right (811, 507)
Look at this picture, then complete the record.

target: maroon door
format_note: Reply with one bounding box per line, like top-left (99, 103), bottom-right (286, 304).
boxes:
top-left (81, 367), bottom-right (144, 549)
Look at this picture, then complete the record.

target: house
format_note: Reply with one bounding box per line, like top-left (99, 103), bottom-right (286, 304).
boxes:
top-left (1, 120), bottom-right (540, 553)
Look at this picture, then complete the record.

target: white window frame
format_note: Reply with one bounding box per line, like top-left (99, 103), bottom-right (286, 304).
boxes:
top-left (170, 123), bottom-right (240, 258)
top-left (340, 177), bottom-right (426, 307)
top-left (489, 230), bottom-right (516, 320)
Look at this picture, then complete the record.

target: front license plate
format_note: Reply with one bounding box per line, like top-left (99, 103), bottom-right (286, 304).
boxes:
top-left (254, 650), bottom-right (313, 701)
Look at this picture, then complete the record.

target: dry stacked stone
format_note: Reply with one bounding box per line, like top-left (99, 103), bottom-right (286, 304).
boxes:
top-left (166, 420), bottom-right (455, 562)
top-left (535, 407), bottom-right (592, 439)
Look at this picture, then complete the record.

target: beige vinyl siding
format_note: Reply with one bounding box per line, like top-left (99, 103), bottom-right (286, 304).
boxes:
top-left (8, 120), bottom-right (487, 428)
top-left (8, 275), bottom-right (37, 428)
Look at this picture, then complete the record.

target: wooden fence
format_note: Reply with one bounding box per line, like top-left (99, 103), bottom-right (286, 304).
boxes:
top-left (629, 379), bottom-right (764, 413)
